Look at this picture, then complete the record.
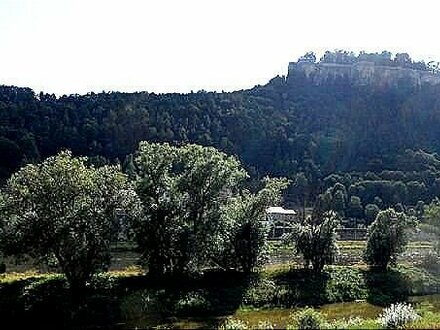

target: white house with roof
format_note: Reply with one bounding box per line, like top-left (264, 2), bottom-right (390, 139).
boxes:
top-left (265, 206), bottom-right (297, 239)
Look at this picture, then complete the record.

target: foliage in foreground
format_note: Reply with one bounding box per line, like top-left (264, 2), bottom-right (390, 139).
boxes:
top-left (229, 302), bottom-right (440, 330)
top-left (220, 318), bottom-right (276, 330)
top-left (378, 302), bottom-right (420, 329)
top-left (287, 307), bottom-right (326, 329)
top-left (0, 263), bottom-right (440, 329)
top-left (0, 151), bottom-right (142, 299)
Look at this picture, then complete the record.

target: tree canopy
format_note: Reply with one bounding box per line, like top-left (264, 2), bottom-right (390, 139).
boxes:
top-left (0, 150), bottom-right (141, 298)
top-left (364, 209), bottom-right (412, 270)
top-left (131, 142), bottom-right (249, 276)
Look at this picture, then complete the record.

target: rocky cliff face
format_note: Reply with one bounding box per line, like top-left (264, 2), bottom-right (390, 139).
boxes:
top-left (287, 60), bottom-right (440, 89)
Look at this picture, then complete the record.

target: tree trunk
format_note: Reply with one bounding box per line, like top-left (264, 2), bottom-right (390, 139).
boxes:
top-left (69, 277), bottom-right (87, 306)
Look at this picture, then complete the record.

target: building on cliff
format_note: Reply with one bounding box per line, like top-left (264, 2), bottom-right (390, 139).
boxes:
top-left (287, 59), bottom-right (440, 89)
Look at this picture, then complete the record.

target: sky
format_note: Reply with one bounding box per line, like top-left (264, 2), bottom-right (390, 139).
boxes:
top-left (1, 0), bottom-right (440, 95)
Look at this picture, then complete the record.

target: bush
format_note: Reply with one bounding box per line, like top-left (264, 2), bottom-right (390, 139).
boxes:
top-left (120, 289), bottom-right (173, 322)
top-left (288, 308), bottom-right (326, 330)
top-left (87, 272), bottom-right (119, 291)
top-left (378, 302), bottom-right (420, 329)
top-left (220, 318), bottom-right (249, 330)
top-left (174, 290), bottom-right (212, 315)
top-left (327, 317), bottom-right (364, 329)
top-left (325, 268), bottom-right (367, 302)
top-left (254, 320), bottom-right (275, 329)
top-left (21, 274), bottom-right (68, 310)
top-left (242, 278), bottom-right (289, 307)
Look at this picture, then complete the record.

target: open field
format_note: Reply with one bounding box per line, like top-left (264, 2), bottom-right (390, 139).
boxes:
top-left (2, 239), bottom-right (434, 274)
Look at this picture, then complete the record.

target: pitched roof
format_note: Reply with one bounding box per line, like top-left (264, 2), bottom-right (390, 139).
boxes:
top-left (266, 206), bottom-right (296, 215)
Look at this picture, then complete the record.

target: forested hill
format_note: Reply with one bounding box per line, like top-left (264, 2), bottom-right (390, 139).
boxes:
top-left (3, 50), bottom-right (440, 211)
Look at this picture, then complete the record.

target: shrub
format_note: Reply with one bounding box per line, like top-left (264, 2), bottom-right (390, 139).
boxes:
top-left (327, 317), bottom-right (364, 329)
top-left (120, 289), bottom-right (173, 321)
top-left (174, 290), bottom-right (212, 315)
top-left (325, 268), bottom-right (368, 302)
top-left (87, 272), bottom-right (119, 291)
top-left (254, 320), bottom-right (275, 329)
top-left (220, 318), bottom-right (249, 330)
top-left (242, 278), bottom-right (289, 307)
top-left (21, 274), bottom-right (68, 310)
top-left (378, 302), bottom-right (420, 329)
top-left (288, 307), bottom-right (326, 330)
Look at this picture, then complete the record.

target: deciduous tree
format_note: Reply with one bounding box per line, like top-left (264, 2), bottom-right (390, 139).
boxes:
top-left (132, 142), bottom-right (248, 276)
top-left (291, 210), bottom-right (340, 273)
top-left (0, 151), bottom-right (141, 301)
top-left (364, 208), bottom-right (411, 270)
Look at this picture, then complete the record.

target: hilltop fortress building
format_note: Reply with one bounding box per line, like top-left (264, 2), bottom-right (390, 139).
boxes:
top-left (287, 58), bottom-right (440, 89)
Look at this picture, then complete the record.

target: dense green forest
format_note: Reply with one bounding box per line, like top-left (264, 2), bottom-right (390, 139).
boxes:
top-left (2, 51), bottom-right (440, 221)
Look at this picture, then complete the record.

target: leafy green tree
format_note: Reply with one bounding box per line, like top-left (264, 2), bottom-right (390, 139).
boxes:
top-left (395, 203), bottom-right (405, 213)
top-left (347, 196), bottom-right (363, 219)
top-left (292, 210), bottom-right (340, 273)
top-left (406, 181), bottom-right (426, 204)
top-left (316, 190), bottom-right (333, 213)
top-left (415, 200), bottom-right (425, 218)
top-left (292, 172), bottom-right (309, 218)
top-left (332, 190), bottom-right (346, 216)
top-left (0, 151), bottom-right (141, 300)
top-left (364, 203), bottom-right (380, 225)
top-left (132, 141), bottom-right (248, 276)
top-left (373, 196), bottom-right (384, 209)
top-left (219, 177), bottom-right (289, 273)
top-left (364, 209), bottom-right (411, 270)
top-left (0, 137), bottom-right (23, 181)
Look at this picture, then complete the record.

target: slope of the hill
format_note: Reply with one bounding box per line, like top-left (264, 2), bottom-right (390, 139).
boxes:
top-left (3, 53), bottom-right (440, 211)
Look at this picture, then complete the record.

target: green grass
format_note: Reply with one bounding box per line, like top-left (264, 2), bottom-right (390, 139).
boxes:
top-left (229, 303), bottom-right (440, 330)
top-left (1, 263), bottom-right (440, 328)
top-left (1, 240), bottom-right (440, 328)
top-left (0, 270), bottom-right (45, 284)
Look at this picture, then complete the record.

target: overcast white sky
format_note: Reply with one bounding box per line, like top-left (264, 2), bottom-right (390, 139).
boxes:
top-left (1, 0), bottom-right (440, 95)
